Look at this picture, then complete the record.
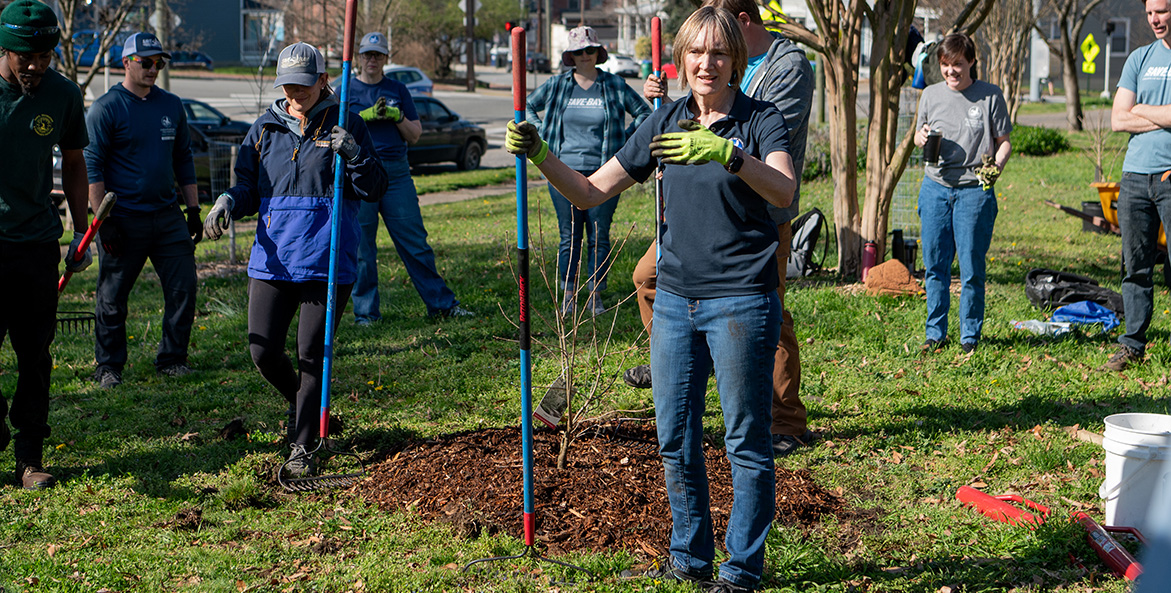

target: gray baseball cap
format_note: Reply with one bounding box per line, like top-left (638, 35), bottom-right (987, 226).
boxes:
top-left (272, 42), bottom-right (325, 88)
top-left (122, 32), bottom-right (170, 59)
top-left (358, 32), bottom-right (388, 55)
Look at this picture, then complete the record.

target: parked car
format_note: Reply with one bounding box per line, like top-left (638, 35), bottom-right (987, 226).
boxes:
top-left (68, 30), bottom-right (128, 68)
top-left (383, 64), bottom-right (434, 96)
top-left (170, 50), bottom-right (214, 70)
top-left (598, 53), bottom-right (640, 78)
top-left (181, 98), bottom-right (251, 144)
top-left (507, 51), bottom-right (551, 73)
top-left (408, 96), bottom-right (486, 171)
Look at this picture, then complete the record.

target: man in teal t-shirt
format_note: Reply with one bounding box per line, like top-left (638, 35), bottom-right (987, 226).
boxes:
top-left (1105, 0), bottom-right (1171, 371)
top-left (0, 0), bottom-right (91, 490)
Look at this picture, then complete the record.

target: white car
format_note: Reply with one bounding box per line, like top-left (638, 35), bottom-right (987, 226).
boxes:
top-left (599, 54), bottom-right (640, 78)
top-left (383, 64), bottom-right (434, 96)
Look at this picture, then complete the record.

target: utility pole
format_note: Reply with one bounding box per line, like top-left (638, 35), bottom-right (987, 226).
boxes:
top-left (155, 0), bottom-right (170, 90)
top-left (466, 0), bottom-right (476, 92)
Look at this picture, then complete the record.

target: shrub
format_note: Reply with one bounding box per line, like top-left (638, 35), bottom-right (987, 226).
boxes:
top-left (1011, 125), bottom-right (1070, 156)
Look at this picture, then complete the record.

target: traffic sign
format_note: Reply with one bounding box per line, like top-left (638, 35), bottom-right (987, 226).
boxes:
top-left (1081, 33), bottom-right (1099, 74)
top-left (458, 0), bottom-right (482, 12)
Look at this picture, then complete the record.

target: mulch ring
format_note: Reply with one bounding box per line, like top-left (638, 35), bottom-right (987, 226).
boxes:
top-left (354, 420), bottom-right (848, 557)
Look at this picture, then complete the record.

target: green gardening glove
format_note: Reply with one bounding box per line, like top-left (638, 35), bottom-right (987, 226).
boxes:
top-left (359, 97), bottom-right (403, 122)
top-left (650, 119), bottom-right (735, 166)
top-left (506, 120), bottom-right (549, 165)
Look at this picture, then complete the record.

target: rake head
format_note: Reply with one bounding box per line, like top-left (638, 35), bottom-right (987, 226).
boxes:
top-left (277, 444), bottom-right (365, 492)
top-left (56, 311), bottom-right (95, 333)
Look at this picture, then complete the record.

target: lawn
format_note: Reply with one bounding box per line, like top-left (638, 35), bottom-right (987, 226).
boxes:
top-left (0, 142), bottom-right (1162, 592)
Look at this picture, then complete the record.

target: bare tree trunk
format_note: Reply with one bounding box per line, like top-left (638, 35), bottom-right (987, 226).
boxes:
top-left (1048, 0), bottom-right (1106, 131)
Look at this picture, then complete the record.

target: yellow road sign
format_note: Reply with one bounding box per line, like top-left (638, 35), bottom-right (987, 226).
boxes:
top-left (1081, 33), bottom-right (1100, 74)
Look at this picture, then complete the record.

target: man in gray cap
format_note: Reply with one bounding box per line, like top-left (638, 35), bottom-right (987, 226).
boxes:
top-left (85, 32), bottom-right (200, 389)
top-left (0, 0), bottom-right (91, 489)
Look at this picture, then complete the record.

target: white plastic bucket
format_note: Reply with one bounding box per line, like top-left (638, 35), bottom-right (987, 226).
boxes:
top-left (1098, 413), bottom-right (1171, 533)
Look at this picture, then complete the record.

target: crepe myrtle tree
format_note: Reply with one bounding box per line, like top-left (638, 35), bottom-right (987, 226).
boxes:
top-left (773, 0), bottom-right (995, 276)
top-left (977, 0), bottom-right (1041, 123)
top-left (1045, 0), bottom-right (1106, 132)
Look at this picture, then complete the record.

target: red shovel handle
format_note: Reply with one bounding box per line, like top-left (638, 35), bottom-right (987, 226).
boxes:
top-left (58, 192), bottom-right (117, 293)
top-left (651, 17), bottom-right (661, 73)
top-left (1074, 512), bottom-right (1144, 581)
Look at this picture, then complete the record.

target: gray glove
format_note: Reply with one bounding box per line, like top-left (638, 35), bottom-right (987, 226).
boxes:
top-left (64, 230), bottom-right (92, 273)
top-left (331, 125), bottom-right (359, 162)
top-left (203, 193), bottom-right (233, 241)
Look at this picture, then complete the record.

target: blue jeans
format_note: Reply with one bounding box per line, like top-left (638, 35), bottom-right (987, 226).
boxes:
top-left (352, 158), bottom-right (458, 319)
top-left (650, 289), bottom-right (780, 588)
top-left (548, 176), bottom-right (620, 291)
top-left (918, 178), bottom-right (997, 345)
top-left (1118, 171), bottom-right (1171, 352)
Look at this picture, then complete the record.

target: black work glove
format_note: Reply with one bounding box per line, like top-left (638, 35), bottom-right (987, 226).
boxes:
top-left (97, 219), bottom-right (122, 257)
top-left (330, 125), bottom-right (360, 162)
top-left (185, 206), bottom-right (203, 245)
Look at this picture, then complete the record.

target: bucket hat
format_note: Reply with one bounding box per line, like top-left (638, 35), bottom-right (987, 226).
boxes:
top-left (561, 26), bottom-right (607, 67)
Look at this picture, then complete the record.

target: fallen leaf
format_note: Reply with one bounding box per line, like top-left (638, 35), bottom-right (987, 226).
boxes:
top-left (237, 580), bottom-right (247, 592)
top-left (47, 544), bottom-right (58, 558)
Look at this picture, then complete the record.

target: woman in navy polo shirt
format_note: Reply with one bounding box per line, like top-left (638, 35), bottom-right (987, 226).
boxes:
top-left (507, 7), bottom-right (795, 592)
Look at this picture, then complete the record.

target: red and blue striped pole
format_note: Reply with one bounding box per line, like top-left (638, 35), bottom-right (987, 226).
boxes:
top-left (511, 25), bottom-right (535, 547)
top-left (651, 16), bottom-right (663, 263)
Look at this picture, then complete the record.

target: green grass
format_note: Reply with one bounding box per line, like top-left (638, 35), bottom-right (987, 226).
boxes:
top-left (3, 155), bottom-right (1159, 592)
top-left (1016, 92), bottom-right (1113, 116)
top-left (413, 166), bottom-right (545, 195)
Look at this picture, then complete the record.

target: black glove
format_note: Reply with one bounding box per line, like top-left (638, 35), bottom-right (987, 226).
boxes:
top-left (331, 125), bottom-right (359, 162)
top-left (185, 206), bottom-right (203, 245)
top-left (98, 219), bottom-right (122, 257)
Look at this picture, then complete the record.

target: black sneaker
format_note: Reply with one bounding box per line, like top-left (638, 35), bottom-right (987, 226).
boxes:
top-left (704, 578), bottom-right (756, 593)
top-left (94, 367), bottom-right (122, 389)
top-left (623, 364), bottom-right (652, 389)
top-left (158, 363), bottom-right (193, 377)
top-left (961, 341), bottom-right (978, 354)
top-left (772, 429), bottom-right (818, 458)
top-left (620, 558), bottom-right (711, 583)
top-left (284, 444), bottom-right (316, 478)
top-left (16, 460), bottom-right (56, 490)
top-left (1099, 345), bottom-right (1143, 372)
top-left (434, 305), bottom-right (474, 318)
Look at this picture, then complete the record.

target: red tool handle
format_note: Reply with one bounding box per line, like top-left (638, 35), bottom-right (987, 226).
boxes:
top-left (513, 27), bottom-right (526, 112)
top-left (1074, 512), bottom-right (1144, 581)
top-left (58, 192), bottom-right (117, 293)
top-left (651, 17), bottom-right (661, 72)
top-left (956, 486), bottom-right (1049, 528)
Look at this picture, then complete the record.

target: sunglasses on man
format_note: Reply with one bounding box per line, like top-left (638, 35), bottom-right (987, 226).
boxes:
top-left (128, 55), bottom-right (167, 70)
top-left (571, 47), bottom-right (598, 56)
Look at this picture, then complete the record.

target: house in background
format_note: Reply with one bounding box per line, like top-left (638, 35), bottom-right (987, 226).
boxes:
top-left (172, 0), bottom-right (283, 66)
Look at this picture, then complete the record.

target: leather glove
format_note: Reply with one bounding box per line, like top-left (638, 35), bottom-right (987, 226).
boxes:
top-left (185, 206), bottom-right (203, 245)
top-left (331, 125), bottom-right (360, 162)
top-left (359, 97), bottom-right (402, 123)
top-left (203, 193), bottom-right (233, 241)
top-left (650, 119), bottom-right (735, 166)
top-left (505, 120), bottom-right (549, 165)
top-left (64, 230), bottom-right (92, 273)
top-left (97, 219), bottom-right (121, 257)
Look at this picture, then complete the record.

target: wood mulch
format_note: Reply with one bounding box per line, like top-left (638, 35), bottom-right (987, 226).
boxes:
top-left (354, 421), bottom-right (848, 557)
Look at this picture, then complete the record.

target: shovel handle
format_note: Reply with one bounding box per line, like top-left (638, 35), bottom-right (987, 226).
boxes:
top-left (58, 192), bottom-right (117, 293)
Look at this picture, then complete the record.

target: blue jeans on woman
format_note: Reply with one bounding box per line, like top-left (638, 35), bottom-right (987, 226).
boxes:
top-left (548, 175), bottom-right (620, 291)
top-left (918, 177), bottom-right (998, 346)
top-left (650, 289), bottom-right (781, 589)
top-left (352, 158), bottom-right (458, 320)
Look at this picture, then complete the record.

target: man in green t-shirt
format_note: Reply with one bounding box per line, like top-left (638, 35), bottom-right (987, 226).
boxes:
top-left (0, 0), bottom-right (91, 490)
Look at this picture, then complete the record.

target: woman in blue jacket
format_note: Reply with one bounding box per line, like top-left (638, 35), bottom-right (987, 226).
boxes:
top-left (526, 26), bottom-right (651, 315)
top-left (203, 43), bottom-right (387, 475)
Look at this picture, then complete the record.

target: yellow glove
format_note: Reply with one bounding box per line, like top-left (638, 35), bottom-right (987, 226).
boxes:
top-left (359, 97), bottom-right (402, 122)
top-left (650, 119), bottom-right (734, 166)
top-left (505, 120), bottom-right (549, 165)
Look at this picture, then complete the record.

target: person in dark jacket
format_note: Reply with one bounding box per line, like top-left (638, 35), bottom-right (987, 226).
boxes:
top-left (0, 0), bottom-right (91, 490)
top-left (525, 26), bottom-right (651, 315)
top-left (202, 42), bottom-right (387, 476)
top-left (85, 32), bottom-right (201, 389)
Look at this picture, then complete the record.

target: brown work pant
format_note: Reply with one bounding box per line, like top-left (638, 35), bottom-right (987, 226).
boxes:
top-left (631, 222), bottom-right (807, 436)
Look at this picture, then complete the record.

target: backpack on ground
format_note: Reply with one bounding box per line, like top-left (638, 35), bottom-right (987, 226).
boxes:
top-left (1024, 268), bottom-right (1124, 318)
top-left (787, 207), bottom-right (826, 279)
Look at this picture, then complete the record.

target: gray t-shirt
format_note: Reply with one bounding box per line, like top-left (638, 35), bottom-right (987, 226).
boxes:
top-left (916, 79), bottom-right (1011, 187)
top-left (1118, 41), bottom-right (1171, 174)
top-left (557, 81), bottom-right (606, 171)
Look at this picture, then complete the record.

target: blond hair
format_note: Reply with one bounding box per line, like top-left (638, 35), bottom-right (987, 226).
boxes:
top-left (671, 6), bottom-right (748, 90)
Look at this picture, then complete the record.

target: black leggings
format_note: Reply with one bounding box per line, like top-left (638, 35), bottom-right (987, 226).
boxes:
top-left (248, 278), bottom-right (352, 446)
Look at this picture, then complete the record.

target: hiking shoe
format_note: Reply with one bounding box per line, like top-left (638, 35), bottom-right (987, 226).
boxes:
top-left (772, 429), bottom-right (818, 458)
top-left (586, 292), bottom-right (606, 316)
top-left (921, 337), bottom-right (948, 352)
top-left (704, 578), bottom-right (756, 593)
top-left (961, 341), bottom-right (978, 354)
top-left (1099, 345), bottom-right (1143, 372)
top-left (435, 305), bottom-right (474, 318)
top-left (355, 316), bottom-right (377, 327)
top-left (623, 364), bottom-right (652, 389)
top-left (620, 558), bottom-right (711, 583)
top-left (284, 444), bottom-right (316, 478)
top-left (94, 367), bottom-right (122, 389)
top-left (16, 460), bottom-right (56, 490)
top-left (158, 363), bottom-right (193, 377)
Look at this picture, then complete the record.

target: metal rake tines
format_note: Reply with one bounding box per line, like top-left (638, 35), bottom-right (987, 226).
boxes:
top-left (278, 472), bottom-right (364, 492)
top-left (56, 311), bottom-right (96, 333)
